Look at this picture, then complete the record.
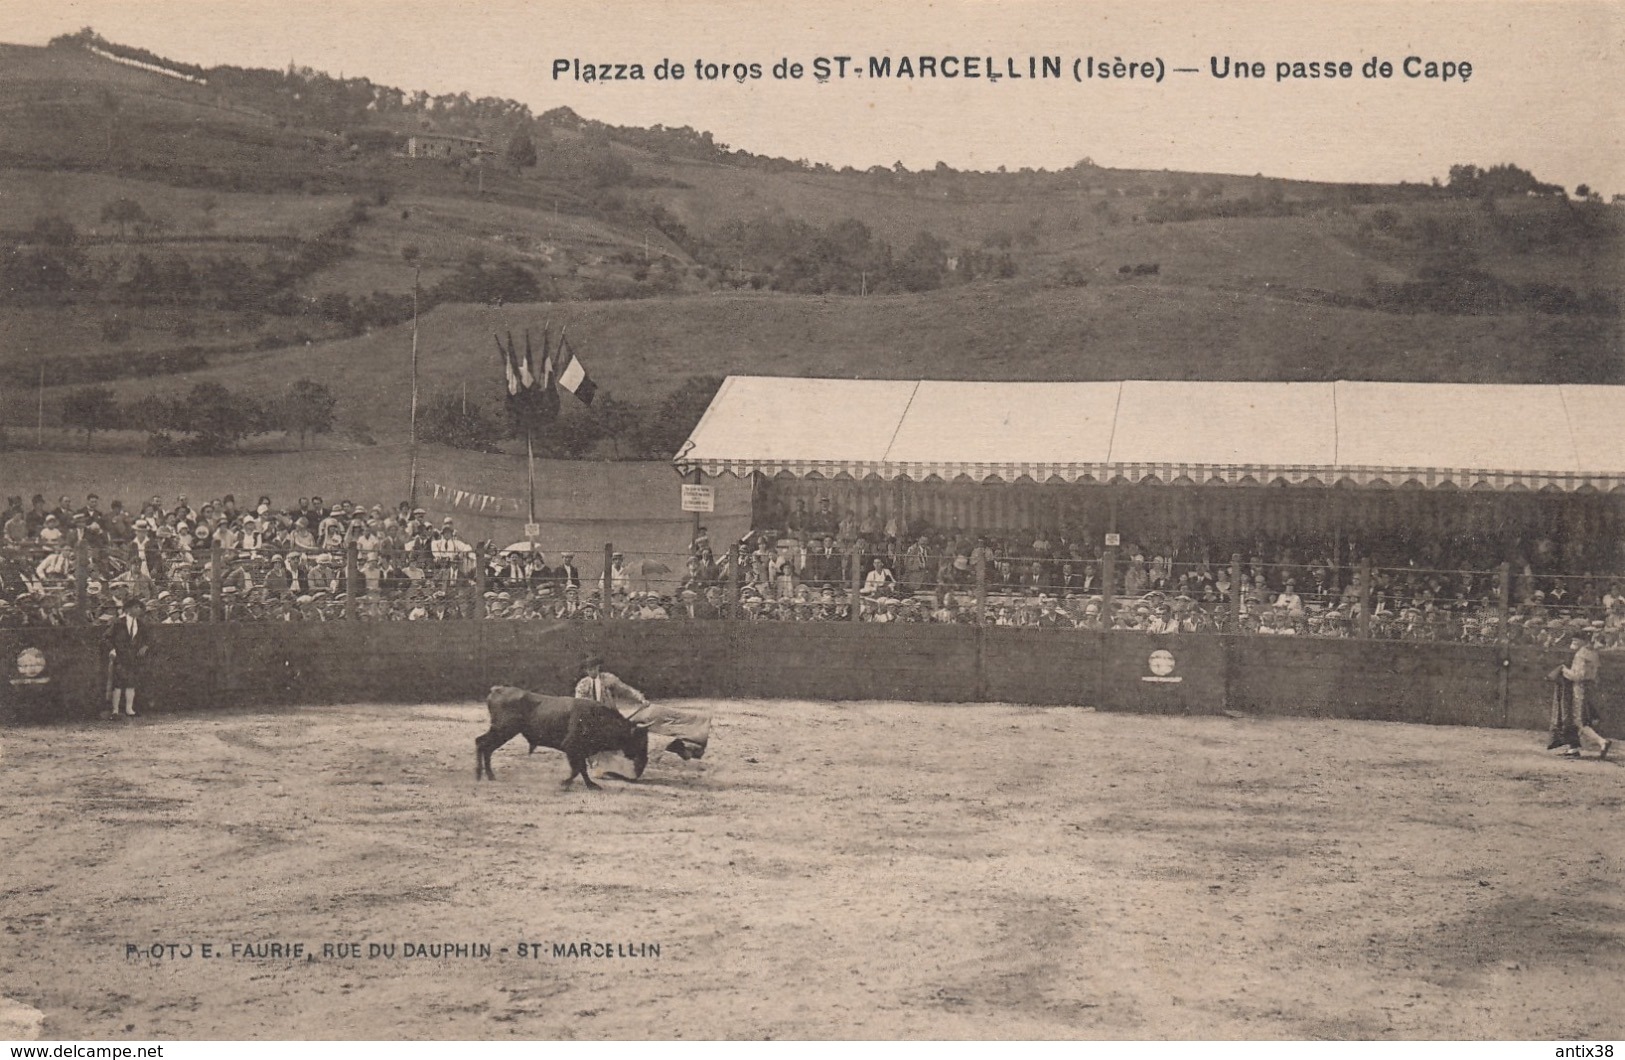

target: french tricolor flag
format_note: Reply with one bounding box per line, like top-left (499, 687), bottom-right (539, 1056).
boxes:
top-left (557, 340), bottom-right (597, 406)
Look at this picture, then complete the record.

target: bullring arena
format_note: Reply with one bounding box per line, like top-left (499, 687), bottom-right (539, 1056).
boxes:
top-left (4, 378), bottom-right (1625, 1041)
top-left (2, 694), bottom-right (1622, 1040)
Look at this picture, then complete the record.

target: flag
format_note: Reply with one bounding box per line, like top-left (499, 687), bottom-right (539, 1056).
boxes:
top-left (532, 328), bottom-right (559, 423)
top-left (557, 338), bottom-right (597, 406)
top-left (515, 331), bottom-right (534, 389)
top-left (496, 335), bottom-right (519, 396)
top-left (499, 329), bottom-right (558, 429)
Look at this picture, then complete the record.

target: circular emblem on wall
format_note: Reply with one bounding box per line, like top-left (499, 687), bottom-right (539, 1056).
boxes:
top-left (1147, 649), bottom-right (1176, 677)
top-left (16, 648), bottom-right (45, 678)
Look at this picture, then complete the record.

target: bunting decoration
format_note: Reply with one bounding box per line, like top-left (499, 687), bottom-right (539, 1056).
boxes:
top-left (427, 481), bottom-right (524, 514)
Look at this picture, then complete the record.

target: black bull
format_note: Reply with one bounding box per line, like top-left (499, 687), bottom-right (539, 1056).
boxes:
top-left (476, 686), bottom-right (650, 788)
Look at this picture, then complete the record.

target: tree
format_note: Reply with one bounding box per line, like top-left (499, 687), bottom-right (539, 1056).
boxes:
top-left (419, 390), bottom-right (505, 452)
top-left (430, 256), bottom-right (543, 305)
top-left (505, 129), bottom-right (537, 170)
top-left (546, 404), bottom-right (607, 458)
top-left (178, 382), bottom-right (265, 452)
top-left (314, 291), bottom-right (354, 329)
top-left (589, 395), bottom-right (641, 458)
top-left (891, 231), bottom-right (949, 292)
top-left (641, 375), bottom-right (723, 458)
top-left (8, 218), bottom-right (84, 300)
top-left (30, 216), bottom-right (78, 247)
top-left (100, 197), bottom-right (149, 237)
top-left (273, 378), bottom-right (337, 448)
top-left (125, 394), bottom-right (174, 434)
top-left (159, 256), bottom-right (196, 306)
top-left (60, 386), bottom-right (119, 439)
top-left (124, 254), bottom-right (165, 305)
top-left (204, 255), bottom-right (256, 309)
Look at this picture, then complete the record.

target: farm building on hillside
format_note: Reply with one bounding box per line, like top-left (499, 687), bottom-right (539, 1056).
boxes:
top-left (673, 377), bottom-right (1625, 558)
top-left (405, 133), bottom-right (486, 160)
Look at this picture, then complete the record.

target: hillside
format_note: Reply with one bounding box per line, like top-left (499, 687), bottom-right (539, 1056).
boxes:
top-left (0, 33), bottom-right (1619, 462)
top-left (11, 282), bottom-right (1607, 449)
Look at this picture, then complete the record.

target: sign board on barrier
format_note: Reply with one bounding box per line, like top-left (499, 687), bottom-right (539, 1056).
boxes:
top-left (1104, 533), bottom-right (1121, 547)
top-left (681, 485), bottom-right (715, 513)
top-left (1142, 648), bottom-right (1183, 683)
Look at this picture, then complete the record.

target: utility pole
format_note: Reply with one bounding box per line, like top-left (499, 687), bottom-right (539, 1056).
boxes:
top-left (408, 262), bottom-right (421, 508)
top-left (36, 361), bottom-right (44, 446)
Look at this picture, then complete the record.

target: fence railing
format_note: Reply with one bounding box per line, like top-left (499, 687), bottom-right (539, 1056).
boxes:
top-left (3, 540), bottom-right (1621, 647)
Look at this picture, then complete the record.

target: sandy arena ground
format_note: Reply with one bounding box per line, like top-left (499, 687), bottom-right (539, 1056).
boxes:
top-left (1, 699), bottom-right (1622, 1041)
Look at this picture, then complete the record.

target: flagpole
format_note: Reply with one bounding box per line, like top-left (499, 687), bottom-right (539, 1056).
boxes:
top-left (526, 425), bottom-right (537, 528)
top-left (408, 264), bottom-right (420, 508)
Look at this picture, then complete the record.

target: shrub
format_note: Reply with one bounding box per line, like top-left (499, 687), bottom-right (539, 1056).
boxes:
top-left (143, 432), bottom-right (179, 457)
top-left (100, 316), bottom-right (132, 343)
top-left (419, 390), bottom-right (506, 452)
top-left (342, 416), bottom-right (377, 446)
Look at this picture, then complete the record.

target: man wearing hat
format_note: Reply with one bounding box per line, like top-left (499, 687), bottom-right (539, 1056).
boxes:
top-left (555, 552), bottom-right (581, 593)
top-left (570, 654), bottom-right (710, 768)
top-left (1548, 632), bottom-right (1613, 759)
top-left (101, 597), bottom-right (152, 717)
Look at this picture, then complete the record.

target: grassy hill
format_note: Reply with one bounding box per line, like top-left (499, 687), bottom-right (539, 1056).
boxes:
top-left (0, 35), bottom-right (1619, 461)
top-left (11, 281), bottom-right (1605, 450)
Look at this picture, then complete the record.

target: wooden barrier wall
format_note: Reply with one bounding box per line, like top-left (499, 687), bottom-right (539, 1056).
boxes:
top-left (3, 622), bottom-right (1620, 736)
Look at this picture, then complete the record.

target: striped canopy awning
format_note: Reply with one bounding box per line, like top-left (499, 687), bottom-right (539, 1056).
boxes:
top-left (674, 379), bottom-right (1625, 493)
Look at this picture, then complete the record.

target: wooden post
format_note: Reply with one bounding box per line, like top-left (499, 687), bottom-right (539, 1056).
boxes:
top-left (209, 543), bottom-right (223, 623)
top-left (473, 543), bottom-right (487, 620)
top-left (975, 555), bottom-right (988, 626)
top-left (849, 547), bottom-right (862, 623)
top-left (345, 543), bottom-right (359, 620)
top-left (1497, 561), bottom-right (1511, 644)
top-left (601, 542), bottom-right (613, 621)
top-left (1497, 560), bottom-right (1512, 726)
top-left (727, 544), bottom-right (741, 620)
top-left (74, 539), bottom-right (89, 613)
top-left (1357, 556), bottom-right (1373, 639)
top-left (1101, 547), bottom-right (1118, 615)
top-left (690, 469), bottom-right (704, 548)
top-left (1230, 552), bottom-right (1244, 631)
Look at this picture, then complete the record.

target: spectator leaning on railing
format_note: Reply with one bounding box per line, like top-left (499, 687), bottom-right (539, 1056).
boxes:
top-left (4, 490), bottom-right (1624, 644)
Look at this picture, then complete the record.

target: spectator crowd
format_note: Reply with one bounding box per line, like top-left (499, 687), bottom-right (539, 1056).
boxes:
top-left (3, 490), bottom-right (1623, 647)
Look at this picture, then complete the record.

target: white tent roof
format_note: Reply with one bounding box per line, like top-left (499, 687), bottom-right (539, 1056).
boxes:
top-left (676, 378), bottom-right (1625, 492)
